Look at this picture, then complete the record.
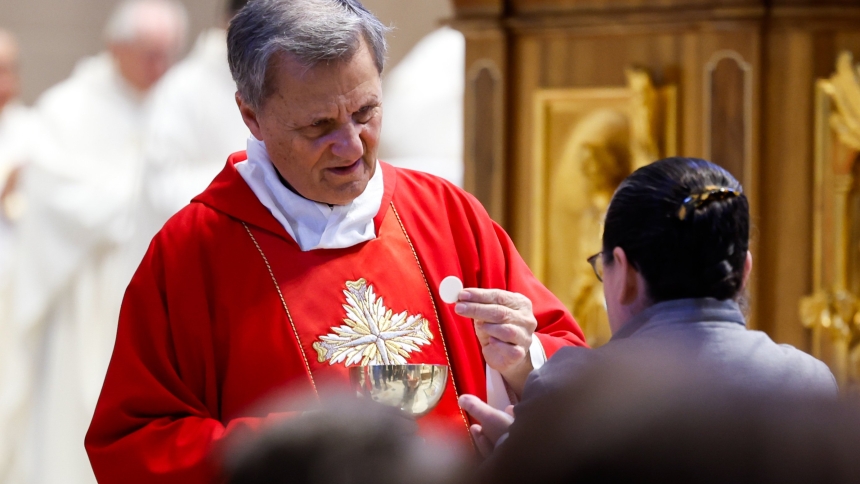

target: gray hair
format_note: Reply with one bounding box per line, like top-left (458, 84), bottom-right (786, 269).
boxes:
top-left (227, 0), bottom-right (389, 110)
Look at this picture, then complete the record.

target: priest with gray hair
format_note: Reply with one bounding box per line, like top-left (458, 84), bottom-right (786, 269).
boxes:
top-left (85, 0), bottom-right (585, 481)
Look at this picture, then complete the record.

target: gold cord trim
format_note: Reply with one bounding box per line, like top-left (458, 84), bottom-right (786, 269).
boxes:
top-left (241, 222), bottom-right (319, 396)
top-left (390, 202), bottom-right (472, 436)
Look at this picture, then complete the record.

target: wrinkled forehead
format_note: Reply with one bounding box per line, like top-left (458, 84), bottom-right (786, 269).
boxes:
top-left (262, 40), bottom-right (381, 112)
top-left (267, 48), bottom-right (359, 85)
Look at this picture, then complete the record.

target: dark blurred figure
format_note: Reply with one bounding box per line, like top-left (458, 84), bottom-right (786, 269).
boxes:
top-left (460, 158), bottom-right (837, 455)
top-left (225, 397), bottom-right (469, 484)
top-left (482, 351), bottom-right (860, 484)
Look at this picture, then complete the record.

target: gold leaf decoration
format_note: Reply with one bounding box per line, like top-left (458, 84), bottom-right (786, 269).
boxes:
top-left (313, 278), bottom-right (434, 366)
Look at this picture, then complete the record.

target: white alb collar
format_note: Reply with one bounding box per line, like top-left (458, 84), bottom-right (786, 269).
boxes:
top-left (236, 136), bottom-right (384, 251)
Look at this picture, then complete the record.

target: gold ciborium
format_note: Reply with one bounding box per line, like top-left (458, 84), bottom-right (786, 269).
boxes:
top-left (349, 364), bottom-right (448, 418)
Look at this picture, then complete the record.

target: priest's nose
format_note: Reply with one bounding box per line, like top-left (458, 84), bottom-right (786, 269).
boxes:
top-left (331, 122), bottom-right (364, 161)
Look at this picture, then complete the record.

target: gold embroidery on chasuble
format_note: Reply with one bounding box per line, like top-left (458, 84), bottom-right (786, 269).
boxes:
top-left (312, 278), bottom-right (434, 366)
top-left (242, 201), bottom-right (472, 440)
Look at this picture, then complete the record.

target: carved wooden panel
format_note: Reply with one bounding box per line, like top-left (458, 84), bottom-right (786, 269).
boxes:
top-left (771, 0), bottom-right (860, 5)
top-left (705, 51), bottom-right (752, 183)
top-left (457, 22), bottom-right (509, 225)
top-left (509, 0), bottom-right (764, 14)
top-left (451, 0), bottom-right (503, 16)
top-left (469, 64), bottom-right (503, 214)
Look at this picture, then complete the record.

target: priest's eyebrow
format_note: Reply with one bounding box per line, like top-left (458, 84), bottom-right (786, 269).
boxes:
top-left (308, 97), bottom-right (380, 127)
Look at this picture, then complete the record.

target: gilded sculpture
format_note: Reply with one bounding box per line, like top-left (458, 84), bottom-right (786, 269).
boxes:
top-left (538, 69), bottom-right (672, 347)
top-left (547, 108), bottom-right (630, 347)
top-left (801, 51), bottom-right (860, 391)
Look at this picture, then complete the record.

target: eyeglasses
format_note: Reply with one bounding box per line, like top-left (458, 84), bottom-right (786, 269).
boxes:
top-left (587, 252), bottom-right (604, 282)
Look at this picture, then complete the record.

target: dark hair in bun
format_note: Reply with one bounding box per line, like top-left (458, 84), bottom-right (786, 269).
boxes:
top-left (602, 157), bottom-right (750, 302)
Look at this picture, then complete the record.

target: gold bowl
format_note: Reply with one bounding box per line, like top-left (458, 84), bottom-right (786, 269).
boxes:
top-left (349, 364), bottom-right (448, 418)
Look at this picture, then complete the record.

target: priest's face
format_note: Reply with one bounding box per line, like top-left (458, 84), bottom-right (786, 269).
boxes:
top-left (239, 38), bottom-right (382, 206)
top-left (108, 4), bottom-right (186, 93)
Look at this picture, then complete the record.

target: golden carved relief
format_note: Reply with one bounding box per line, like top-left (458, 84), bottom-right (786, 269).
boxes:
top-left (531, 69), bottom-right (676, 347)
top-left (824, 53), bottom-right (860, 153)
top-left (802, 52), bottom-right (860, 391)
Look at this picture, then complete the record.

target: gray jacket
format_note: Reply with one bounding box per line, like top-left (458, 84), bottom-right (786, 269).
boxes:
top-left (523, 298), bottom-right (838, 402)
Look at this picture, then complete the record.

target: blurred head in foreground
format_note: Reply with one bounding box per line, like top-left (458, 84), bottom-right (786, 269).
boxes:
top-left (598, 157), bottom-right (750, 332)
top-left (105, 0), bottom-right (188, 92)
top-left (485, 351), bottom-right (860, 484)
top-left (0, 30), bottom-right (20, 112)
top-left (225, 396), bottom-right (468, 484)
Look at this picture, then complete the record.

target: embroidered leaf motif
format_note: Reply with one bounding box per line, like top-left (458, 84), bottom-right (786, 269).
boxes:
top-left (312, 278), bottom-right (434, 366)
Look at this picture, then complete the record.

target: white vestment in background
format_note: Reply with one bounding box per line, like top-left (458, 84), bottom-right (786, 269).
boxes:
top-left (8, 53), bottom-right (148, 484)
top-left (377, 27), bottom-right (465, 187)
top-left (0, 102), bottom-right (39, 483)
top-left (0, 103), bottom-right (37, 283)
top-left (136, 28), bottom-right (248, 246)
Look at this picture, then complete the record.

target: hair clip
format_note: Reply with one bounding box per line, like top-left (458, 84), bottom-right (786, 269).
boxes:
top-left (677, 185), bottom-right (741, 221)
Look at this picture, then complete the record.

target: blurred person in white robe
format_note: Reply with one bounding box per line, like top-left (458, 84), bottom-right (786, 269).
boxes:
top-left (5, 2), bottom-right (187, 483)
top-left (0, 30), bottom-right (37, 283)
top-left (0, 29), bottom-right (39, 482)
top-left (377, 26), bottom-right (465, 187)
top-left (135, 0), bottom-right (250, 246)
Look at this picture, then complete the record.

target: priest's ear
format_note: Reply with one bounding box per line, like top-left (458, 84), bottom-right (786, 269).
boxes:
top-left (236, 92), bottom-right (265, 140)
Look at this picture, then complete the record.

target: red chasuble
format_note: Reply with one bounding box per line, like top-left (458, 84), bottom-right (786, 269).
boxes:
top-left (85, 153), bottom-right (586, 483)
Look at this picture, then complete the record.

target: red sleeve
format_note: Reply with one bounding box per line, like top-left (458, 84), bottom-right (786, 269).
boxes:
top-left (488, 221), bottom-right (588, 356)
top-left (84, 233), bottom-right (290, 483)
top-left (388, 167), bottom-right (587, 366)
top-left (439, 172), bottom-right (586, 355)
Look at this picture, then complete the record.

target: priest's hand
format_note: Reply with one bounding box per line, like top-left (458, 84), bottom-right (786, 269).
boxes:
top-left (454, 288), bottom-right (537, 396)
top-left (458, 394), bottom-right (515, 457)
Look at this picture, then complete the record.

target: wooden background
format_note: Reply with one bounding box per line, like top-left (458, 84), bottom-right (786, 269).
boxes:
top-left (453, 0), bottom-right (860, 350)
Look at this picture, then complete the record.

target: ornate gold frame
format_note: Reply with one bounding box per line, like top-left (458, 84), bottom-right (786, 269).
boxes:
top-left (801, 52), bottom-right (860, 390)
top-left (526, 72), bottom-right (676, 346)
top-left (528, 75), bottom-right (677, 281)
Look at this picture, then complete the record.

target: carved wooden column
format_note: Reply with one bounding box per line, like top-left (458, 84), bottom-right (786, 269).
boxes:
top-left (451, 0), bottom-right (509, 226)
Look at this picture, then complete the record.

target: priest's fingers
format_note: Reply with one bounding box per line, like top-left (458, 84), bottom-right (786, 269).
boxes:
top-left (459, 288), bottom-right (533, 312)
top-left (459, 394), bottom-right (514, 445)
top-left (475, 319), bottom-right (532, 348)
top-left (455, 290), bottom-right (537, 334)
top-left (455, 302), bottom-right (538, 339)
top-left (482, 337), bottom-right (529, 372)
top-left (455, 300), bottom-right (514, 323)
top-left (455, 289), bottom-right (538, 383)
